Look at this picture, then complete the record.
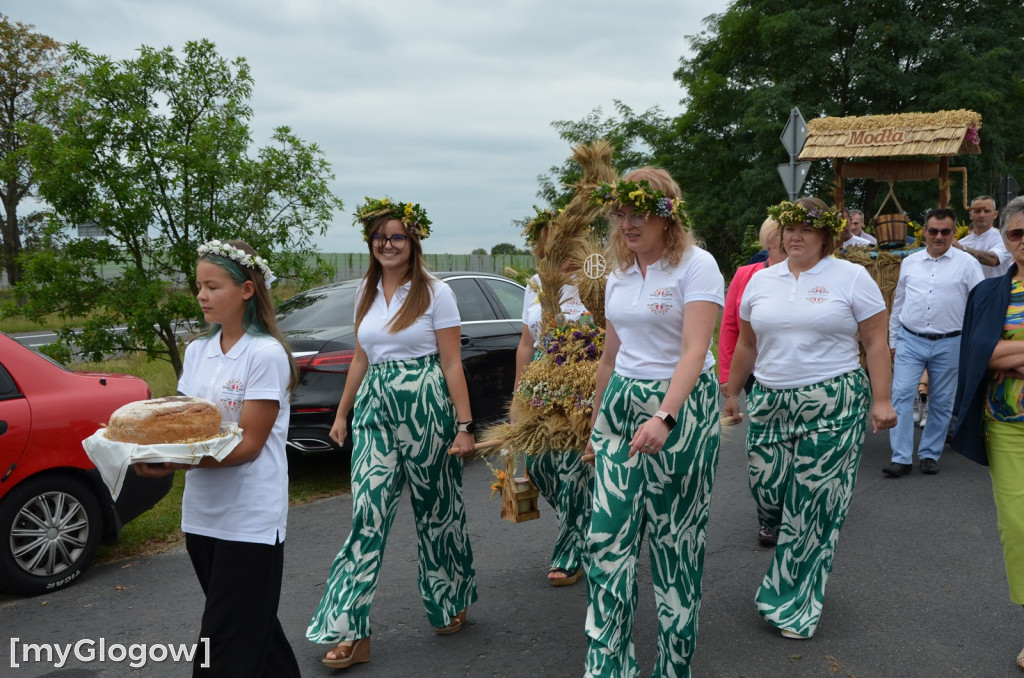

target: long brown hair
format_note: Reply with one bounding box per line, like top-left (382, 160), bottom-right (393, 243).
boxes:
top-left (354, 218), bottom-right (433, 333)
top-left (608, 167), bottom-right (695, 270)
top-left (196, 240), bottom-right (299, 393)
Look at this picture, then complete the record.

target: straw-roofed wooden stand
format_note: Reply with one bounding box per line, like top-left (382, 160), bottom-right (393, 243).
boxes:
top-left (798, 109), bottom-right (981, 212)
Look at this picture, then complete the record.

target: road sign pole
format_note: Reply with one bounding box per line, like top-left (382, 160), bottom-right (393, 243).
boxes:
top-left (779, 107), bottom-right (809, 199)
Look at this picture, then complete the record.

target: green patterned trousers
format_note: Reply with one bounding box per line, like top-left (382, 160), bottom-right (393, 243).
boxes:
top-left (585, 370), bottom-right (720, 678)
top-left (306, 355), bottom-right (477, 645)
top-left (526, 449), bottom-right (593, 575)
top-left (745, 369), bottom-right (869, 637)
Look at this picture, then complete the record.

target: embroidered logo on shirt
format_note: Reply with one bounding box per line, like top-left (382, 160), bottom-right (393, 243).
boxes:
top-left (647, 287), bottom-right (674, 314)
top-left (805, 285), bottom-right (829, 304)
top-left (220, 378), bottom-right (244, 412)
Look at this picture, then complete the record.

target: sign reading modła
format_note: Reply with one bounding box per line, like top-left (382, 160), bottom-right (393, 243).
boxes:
top-left (847, 128), bottom-right (907, 146)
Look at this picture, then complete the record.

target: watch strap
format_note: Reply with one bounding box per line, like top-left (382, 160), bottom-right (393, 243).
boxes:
top-left (654, 410), bottom-right (677, 430)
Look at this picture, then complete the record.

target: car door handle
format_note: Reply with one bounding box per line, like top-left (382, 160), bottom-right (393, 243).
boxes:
top-left (460, 335), bottom-right (471, 346)
top-left (0, 421), bottom-right (7, 435)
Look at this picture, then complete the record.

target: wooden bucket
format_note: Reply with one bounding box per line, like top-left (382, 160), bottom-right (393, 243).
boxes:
top-left (872, 182), bottom-right (909, 249)
top-left (874, 213), bottom-right (908, 249)
top-left (500, 457), bottom-right (539, 523)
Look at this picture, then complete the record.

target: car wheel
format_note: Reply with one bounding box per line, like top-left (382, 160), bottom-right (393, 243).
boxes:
top-left (0, 475), bottom-right (103, 596)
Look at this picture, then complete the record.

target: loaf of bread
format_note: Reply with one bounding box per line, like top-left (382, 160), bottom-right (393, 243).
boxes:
top-left (105, 396), bottom-right (222, 445)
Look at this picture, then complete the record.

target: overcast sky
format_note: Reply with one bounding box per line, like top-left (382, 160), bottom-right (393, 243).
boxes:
top-left (7, 0), bottom-right (732, 254)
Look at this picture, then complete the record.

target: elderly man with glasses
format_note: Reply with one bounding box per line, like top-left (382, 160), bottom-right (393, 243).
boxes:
top-left (883, 207), bottom-right (985, 477)
top-left (954, 195), bottom-right (1013, 278)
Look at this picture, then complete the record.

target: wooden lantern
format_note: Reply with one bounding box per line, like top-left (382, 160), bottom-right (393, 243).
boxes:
top-left (500, 457), bottom-right (539, 523)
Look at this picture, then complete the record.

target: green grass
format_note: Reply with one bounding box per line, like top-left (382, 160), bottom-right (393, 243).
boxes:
top-left (74, 353), bottom-right (352, 564)
top-left (0, 311), bottom-right (91, 334)
top-left (0, 283), bottom-right (303, 336)
top-left (97, 450), bottom-right (351, 563)
top-left (73, 355), bottom-right (181, 398)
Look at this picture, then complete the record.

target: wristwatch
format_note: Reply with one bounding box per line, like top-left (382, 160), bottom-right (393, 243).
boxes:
top-left (653, 410), bottom-right (677, 430)
top-left (457, 420), bottom-right (477, 434)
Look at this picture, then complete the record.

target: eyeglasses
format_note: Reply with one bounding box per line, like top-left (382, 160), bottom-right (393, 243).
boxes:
top-left (1006, 228), bottom-right (1024, 243)
top-left (925, 228), bottom-right (953, 236)
top-left (609, 211), bottom-right (648, 228)
top-left (369, 234), bottom-right (409, 249)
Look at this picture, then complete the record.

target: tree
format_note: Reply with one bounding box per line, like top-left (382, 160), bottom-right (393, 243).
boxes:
top-left (490, 242), bottom-right (528, 256)
top-left (0, 14), bottom-right (64, 288)
top-left (537, 101), bottom-right (670, 207)
top-left (539, 1), bottom-right (1024, 271)
top-left (526, 102), bottom-right (670, 246)
top-left (670, 0), bottom-right (1024, 269)
top-left (470, 247), bottom-right (487, 255)
top-left (12, 39), bottom-right (343, 375)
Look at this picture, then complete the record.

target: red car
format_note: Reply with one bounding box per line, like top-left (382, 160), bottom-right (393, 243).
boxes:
top-left (0, 332), bottom-right (173, 595)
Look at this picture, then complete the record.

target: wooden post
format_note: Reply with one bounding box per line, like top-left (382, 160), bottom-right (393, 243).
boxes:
top-left (833, 159), bottom-right (845, 210)
top-left (939, 157), bottom-right (950, 207)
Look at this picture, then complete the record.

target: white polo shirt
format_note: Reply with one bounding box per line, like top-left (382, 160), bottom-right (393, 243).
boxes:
top-left (355, 276), bottom-right (461, 364)
top-left (740, 257), bottom-right (885, 389)
top-left (960, 227), bottom-right (1012, 278)
top-left (606, 247), bottom-right (724, 380)
top-left (522, 275), bottom-right (587, 345)
top-left (888, 246), bottom-right (984, 347)
top-left (179, 332), bottom-right (291, 545)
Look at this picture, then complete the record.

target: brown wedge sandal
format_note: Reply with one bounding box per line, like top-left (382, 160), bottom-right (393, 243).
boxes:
top-left (322, 637), bottom-right (370, 669)
top-left (548, 567), bottom-right (584, 587)
top-left (435, 608), bottom-right (467, 635)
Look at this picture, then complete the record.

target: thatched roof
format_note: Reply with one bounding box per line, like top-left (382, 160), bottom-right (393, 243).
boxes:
top-left (798, 110), bottom-right (982, 160)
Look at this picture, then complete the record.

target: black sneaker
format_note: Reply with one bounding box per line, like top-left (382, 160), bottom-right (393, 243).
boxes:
top-left (920, 458), bottom-right (939, 474)
top-left (883, 462), bottom-right (913, 477)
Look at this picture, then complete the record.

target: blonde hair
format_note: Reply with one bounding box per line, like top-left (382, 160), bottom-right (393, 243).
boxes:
top-left (759, 217), bottom-right (780, 250)
top-left (354, 217), bottom-right (433, 334)
top-left (608, 167), bottom-right (695, 270)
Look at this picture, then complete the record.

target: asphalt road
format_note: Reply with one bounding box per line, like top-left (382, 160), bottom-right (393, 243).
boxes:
top-left (1, 418), bottom-right (1020, 677)
top-left (9, 325), bottom-right (196, 355)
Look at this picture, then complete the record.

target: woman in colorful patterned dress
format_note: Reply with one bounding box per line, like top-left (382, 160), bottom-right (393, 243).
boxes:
top-left (583, 167), bottom-right (724, 677)
top-left (951, 195), bottom-right (1024, 672)
top-left (307, 198), bottom-right (477, 669)
top-left (723, 197), bottom-right (896, 639)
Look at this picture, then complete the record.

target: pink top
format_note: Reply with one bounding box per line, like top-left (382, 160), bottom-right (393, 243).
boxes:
top-left (718, 261), bottom-right (767, 383)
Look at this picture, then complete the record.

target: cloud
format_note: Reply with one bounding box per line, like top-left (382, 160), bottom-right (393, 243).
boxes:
top-left (7, 0), bottom-right (728, 255)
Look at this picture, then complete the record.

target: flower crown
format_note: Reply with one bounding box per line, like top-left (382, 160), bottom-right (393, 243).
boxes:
top-left (197, 240), bottom-right (276, 289)
top-left (353, 197), bottom-right (431, 242)
top-left (589, 179), bottom-right (690, 229)
top-left (766, 201), bottom-right (845, 238)
top-left (521, 206), bottom-right (557, 248)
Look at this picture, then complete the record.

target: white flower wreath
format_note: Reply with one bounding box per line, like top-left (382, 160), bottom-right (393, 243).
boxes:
top-left (196, 240), bottom-right (276, 289)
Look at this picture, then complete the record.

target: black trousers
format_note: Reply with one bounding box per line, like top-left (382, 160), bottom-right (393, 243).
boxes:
top-left (185, 533), bottom-right (301, 678)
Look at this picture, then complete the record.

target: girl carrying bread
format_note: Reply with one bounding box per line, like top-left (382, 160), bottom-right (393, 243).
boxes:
top-left (306, 198), bottom-right (477, 670)
top-left (134, 239), bottom-right (300, 677)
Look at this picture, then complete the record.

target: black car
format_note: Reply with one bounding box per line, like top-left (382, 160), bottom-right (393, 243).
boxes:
top-left (277, 272), bottom-right (526, 456)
